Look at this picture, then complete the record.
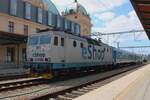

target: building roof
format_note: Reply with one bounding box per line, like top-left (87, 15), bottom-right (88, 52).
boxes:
top-left (130, 0), bottom-right (150, 39)
top-left (65, 0), bottom-right (88, 16)
top-left (0, 31), bottom-right (27, 45)
top-left (42, 0), bottom-right (60, 15)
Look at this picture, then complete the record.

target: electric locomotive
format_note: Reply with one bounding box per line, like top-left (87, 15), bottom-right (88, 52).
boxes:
top-left (25, 30), bottom-right (142, 79)
top-left (26, 30), bottom-right (113, 79)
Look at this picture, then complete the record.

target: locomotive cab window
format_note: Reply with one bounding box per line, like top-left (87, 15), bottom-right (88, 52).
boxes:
top-left (28, 36), bottom-right (39, 45)
top-left (40, 35), bottom-right (51, 45)
top-left (73, 41), bottom-right (77, 47)
top-left (54, 36), bottom-right (58, 46)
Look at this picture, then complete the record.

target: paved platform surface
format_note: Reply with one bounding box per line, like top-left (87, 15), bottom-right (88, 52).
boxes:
top-left (0, 67), bottom-right (29, 77)
top-left (0, 77), bottom-right (41, 85)
top-left (75, 64), bottom-right (150, 100)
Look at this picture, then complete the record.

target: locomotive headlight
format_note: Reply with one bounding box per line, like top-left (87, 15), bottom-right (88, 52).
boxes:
top-left (45, 58), bottom-right (48, 61)
top-left (45, 58), bottom-right (51, 62)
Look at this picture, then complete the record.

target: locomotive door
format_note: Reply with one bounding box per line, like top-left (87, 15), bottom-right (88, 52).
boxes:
top-left (60, 37), bottom-right (66, 65)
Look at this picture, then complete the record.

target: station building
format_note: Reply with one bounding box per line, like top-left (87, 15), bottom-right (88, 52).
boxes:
top-left (62, 0), bottom-right (92, 36)
top-left (0, 0), bottom-right (60, 68)
top-left (0, 0), bottom-right (91, 68)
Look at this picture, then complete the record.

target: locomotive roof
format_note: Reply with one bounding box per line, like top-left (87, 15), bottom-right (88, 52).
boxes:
top-left (30, 30), bottom-right (109, 46)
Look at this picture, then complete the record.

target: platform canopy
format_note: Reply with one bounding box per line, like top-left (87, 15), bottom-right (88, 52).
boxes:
top-left (0, 31), bottom-right (27, 45)
top-left (130, 0), bottom-right (150, 39)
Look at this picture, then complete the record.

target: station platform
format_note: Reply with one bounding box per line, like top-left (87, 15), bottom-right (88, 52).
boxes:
top-left (75, 63), bottom-right (150, 100)
top-left (0, 67), bottom-right (29, 78)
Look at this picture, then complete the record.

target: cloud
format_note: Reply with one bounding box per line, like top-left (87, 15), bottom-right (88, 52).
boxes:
top-left (51, 0), bottom-right (128, 14)
top-left (93, 10), bottom-right (144, 33)
top-left (92, 10), bottom-right (148, 46)
top-left (95, 12), bottom-right (115, 22)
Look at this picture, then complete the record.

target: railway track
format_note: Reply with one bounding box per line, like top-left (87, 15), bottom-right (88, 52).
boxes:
top-left (0, 78), bottom-right (47, 92)
top-left (31, 64), bottom-right (144, 100)
top-left (0, 64), bottom-right (145, 100)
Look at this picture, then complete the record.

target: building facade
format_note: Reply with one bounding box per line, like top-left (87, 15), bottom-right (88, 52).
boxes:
top-left (0, 0), bottom-right (73, 68)
top-left (62, 0), bottom-right (92, 37)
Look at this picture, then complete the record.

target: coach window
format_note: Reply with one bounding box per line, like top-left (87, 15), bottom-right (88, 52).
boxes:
top-left (54, 36), bottom-right (58, 46)
top-left (10, 0), bottom-right (17, 16)
top-left (61, 38), bottom-right (65, 47)
top-left (73, 41), bottom-right (77, 48)
top-left (25, 2), bottom-right (31, 20)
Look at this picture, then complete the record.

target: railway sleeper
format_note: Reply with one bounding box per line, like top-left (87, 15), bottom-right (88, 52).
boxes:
top-left (65, 93), bottom-right (79, 98)
top-left (71, 90), bottom-right (85, 95)
top-left (82, 87), bottom-right (96, 90)
top-left (57, 95), bottom-right (73, 100)
top-left (49, 98), bottom-right (56, 100)
top-left (77, 88), bottom-right (89, 92)
top-left (86, 85), bottom-right (99, 88)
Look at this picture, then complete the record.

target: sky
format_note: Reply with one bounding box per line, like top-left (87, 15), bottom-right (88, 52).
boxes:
top-left (51, 0), bottom-right (150, 55)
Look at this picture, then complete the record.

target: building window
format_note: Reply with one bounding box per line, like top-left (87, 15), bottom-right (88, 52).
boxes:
top-left (61, 38), bottom-right (64, 47)
top-left (25, 2), bottom-right (31, 20)
top-left (22, 48), bottom-right (27, 62)
top-left (57, 15), bottom-right (61, 28)
top-left (64, 19), bottom-right (68, 30)
top-left (71, 22), bottom-right (75, 33)
top-left (75, 24), bottom-right (80, 35)
top-left (6, 47), bottom-right (15, 63)
top-left (8, 21), bottom-right (14, 33)
top-left (10, 0), bottom-right (17, 16)
top-left (24, 25), bottom-right (28, 35)
top-left (54, 36), bottom-right (58, 46)
top-left (48, 12), bottom-right (52, 26)
top-left (38, 8), bottom-right (43, 23)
